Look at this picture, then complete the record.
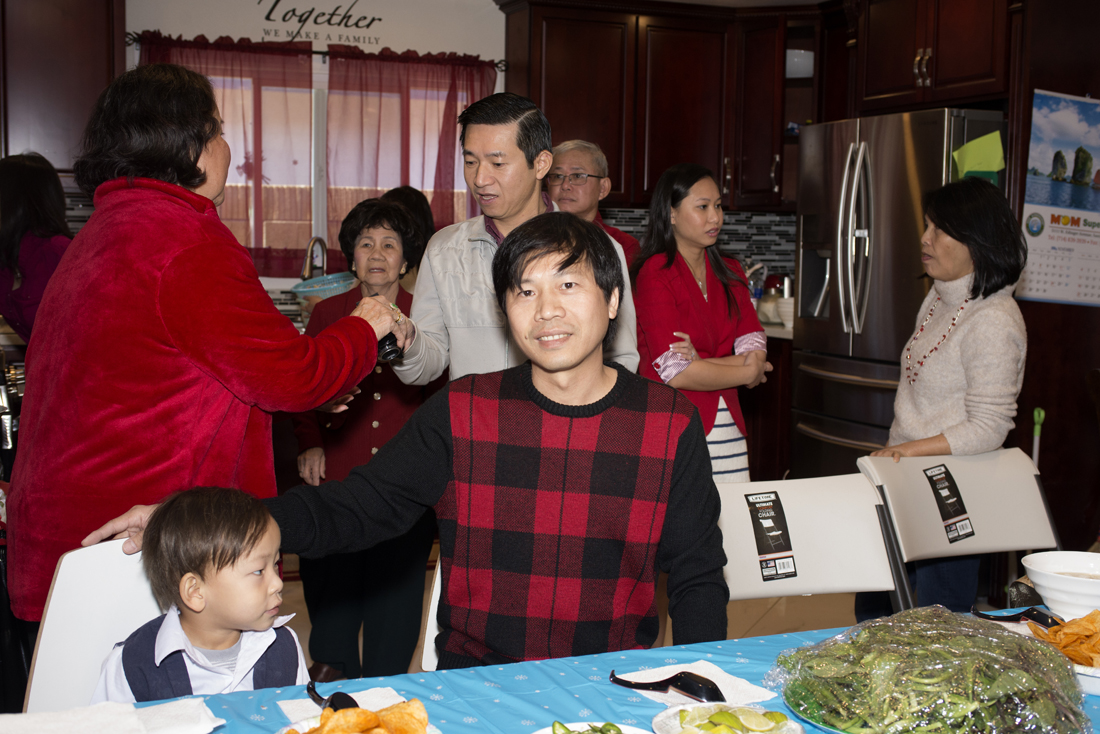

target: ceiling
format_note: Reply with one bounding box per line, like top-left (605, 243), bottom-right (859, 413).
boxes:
top-left (658, 0), bottom-right (819, 5)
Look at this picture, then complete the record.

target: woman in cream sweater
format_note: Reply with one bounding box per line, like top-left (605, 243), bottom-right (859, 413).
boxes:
top-left (867, 176), bottom-right (1028, 614)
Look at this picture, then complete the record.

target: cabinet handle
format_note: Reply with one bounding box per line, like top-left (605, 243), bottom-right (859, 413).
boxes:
top-left (913, 51), bottom-right (922, 88)
top-left (921, 48), bottom-right (931, 87)
top-left (723, 157), bottom-right (732, 195)
top-left (770, 153), bottom-right (780, 193)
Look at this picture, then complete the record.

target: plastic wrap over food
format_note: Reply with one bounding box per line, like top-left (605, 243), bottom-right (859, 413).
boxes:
top-left (763, 606), bottom-right (1089, 734)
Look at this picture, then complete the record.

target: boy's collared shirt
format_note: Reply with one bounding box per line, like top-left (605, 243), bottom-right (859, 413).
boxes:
top-left (91, 605), bottom-right (309, 704)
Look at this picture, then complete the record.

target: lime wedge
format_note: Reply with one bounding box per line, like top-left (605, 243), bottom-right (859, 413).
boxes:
top-left (734, 711), bottom-right (776, 732)
top-left (681, 706), bottom-right (724, 727)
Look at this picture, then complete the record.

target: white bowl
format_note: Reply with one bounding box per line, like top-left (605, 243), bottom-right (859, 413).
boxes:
top-left (1021, 551), bottom-right (1100, 622)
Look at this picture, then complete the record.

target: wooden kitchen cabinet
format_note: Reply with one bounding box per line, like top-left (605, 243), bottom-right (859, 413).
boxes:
top-left (503, 5), bottom-right (638, 206)
top-left (740, 336), bottom-right (792, 481)
top-left (857, 0), bottom-right (1008, 112)
top-left (634, 14), bottom-right (730, 204)
top-left (1, 0), bottom-right (126, 170)
top-left (497, 0), bottom-right (820, 209)
top-left (731, 17), bottom-right (785, 209)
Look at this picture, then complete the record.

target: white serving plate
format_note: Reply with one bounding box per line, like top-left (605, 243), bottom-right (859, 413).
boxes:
top-left (652, 703), bottom-right (804, 734)
top-left (534, 723), bottom-right (651, 734)
top-left (1075, 664), bottom-right (1100, 697)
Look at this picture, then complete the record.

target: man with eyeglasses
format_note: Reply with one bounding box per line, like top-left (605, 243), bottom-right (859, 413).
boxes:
top-left (547, 140), bottom-right (641, 266)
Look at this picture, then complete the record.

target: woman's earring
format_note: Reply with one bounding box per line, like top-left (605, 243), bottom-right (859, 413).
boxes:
top-left (400, 264), bottom-right (407, 275)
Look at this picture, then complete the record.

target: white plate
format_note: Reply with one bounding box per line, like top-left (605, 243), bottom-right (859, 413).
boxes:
top-left (276, 716), bottom-right (441, 734)
top-left (652, 703), bottom-right (804, 734)
top-left (534, 723), bottom-right (651, 734)
top-left (1075, 664), bottom-right (1100, 696)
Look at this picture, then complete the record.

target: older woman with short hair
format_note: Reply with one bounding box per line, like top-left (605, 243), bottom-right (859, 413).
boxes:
top-left (294, 198), bottom-right (443, 680)
top-left (6, 63), bottom-right (404, 627)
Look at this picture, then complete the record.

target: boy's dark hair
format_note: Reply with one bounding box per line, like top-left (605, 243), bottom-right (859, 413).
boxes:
top-left (73, 63), bottom-right (221, 198)
top-left (142, 487), bottom-right (273, 610)
top-left (337, 198), bottom-right (423, 273)
top-left (380, 186), bottom-right (436, 267)
top-left (458, 92), bottom-right (552, 168)
top-left (923, 176), bottom-right (1027, 299)
top-left (492, 211), bottom-right (622, 349)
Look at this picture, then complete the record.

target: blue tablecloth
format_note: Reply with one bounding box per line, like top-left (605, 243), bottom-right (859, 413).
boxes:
top-left (171, 628), bottom-right (1100, 733)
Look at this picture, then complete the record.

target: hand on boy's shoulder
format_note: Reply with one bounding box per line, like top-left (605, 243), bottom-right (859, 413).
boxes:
top-left (82, 503), bottom-right (160, 553)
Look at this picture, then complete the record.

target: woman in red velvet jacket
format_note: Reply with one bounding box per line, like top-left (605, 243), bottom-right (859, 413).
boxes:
top-left (5, 64), bottom-right (406, 627)
top-left (632, 164), bottom-right (770, 482)
top-left (292, 198), bottom-right (444, 680)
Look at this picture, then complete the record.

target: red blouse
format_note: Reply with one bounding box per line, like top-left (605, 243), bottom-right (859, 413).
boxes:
top-left (634, 253), bottom-right (763, 435)
top-left (7, 177), bottom-right (377, 621)
top-left (0, 233), bottom-right (70, 342)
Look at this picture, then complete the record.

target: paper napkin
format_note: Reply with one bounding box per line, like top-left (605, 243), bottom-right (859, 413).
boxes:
top-left (277, 685), bottom-right (407, 724)
top-left (615, 660), bottom-right (776, 707)
top-left (0, 698), bottom-right (223, 734)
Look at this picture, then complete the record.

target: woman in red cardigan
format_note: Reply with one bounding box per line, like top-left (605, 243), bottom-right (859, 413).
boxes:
top-left (5, 64), bottom-right (405, 629)
top-left (293, 198), bottom-right (444, 680)
top-left (632, 163), bottom-right (770, 481)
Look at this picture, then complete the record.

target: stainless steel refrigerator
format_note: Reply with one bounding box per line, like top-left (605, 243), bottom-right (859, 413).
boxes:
top-left (790, 108), bottom-right (1005, 478)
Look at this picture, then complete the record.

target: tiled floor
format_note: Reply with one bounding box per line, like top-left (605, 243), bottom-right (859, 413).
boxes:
top-left (280, 552), bottom-right (857, 675)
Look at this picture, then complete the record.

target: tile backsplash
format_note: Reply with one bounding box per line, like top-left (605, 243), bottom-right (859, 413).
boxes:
top-left (601, 208), bottom-right (796, 275)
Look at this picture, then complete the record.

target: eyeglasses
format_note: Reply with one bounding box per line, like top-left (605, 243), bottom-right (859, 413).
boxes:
top-left (545, 172), bottom-right (605, 186)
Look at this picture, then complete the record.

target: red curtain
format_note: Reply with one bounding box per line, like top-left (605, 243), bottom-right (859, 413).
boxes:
top-left (139, 32), bottom-right (318, 277)
top-left (325, 47), bottom-right (497, 244)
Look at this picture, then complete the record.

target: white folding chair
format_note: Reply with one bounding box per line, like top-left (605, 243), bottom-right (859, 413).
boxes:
top-left (24, 539), bottom-right (161, 712)
top-left (419, 562), bottom-right (443, 672)
top-left (857, 447), bottom-right (1060, 564)
top-left (718, 474), bottom-right (912, 610)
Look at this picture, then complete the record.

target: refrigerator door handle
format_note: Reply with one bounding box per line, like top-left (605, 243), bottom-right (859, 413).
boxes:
top-left (853, 143), bottom-right (874, 334)
top-left (795, 421), bottom-right (886, 452)
top-left (835, 143), bottom-right (855, 334)
top-left (797, 363), bottom-right (899, 389)
top-left (846, 142), bottom-right (866, 334)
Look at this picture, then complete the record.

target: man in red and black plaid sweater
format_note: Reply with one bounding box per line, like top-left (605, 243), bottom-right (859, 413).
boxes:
top-left (90, 213), bottom-right (728, 670)
top-left (272, 211), bottom-right (728, 668)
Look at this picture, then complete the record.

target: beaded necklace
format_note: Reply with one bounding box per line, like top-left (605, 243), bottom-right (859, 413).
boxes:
top-left (904, 296), bottom-right (969, 385)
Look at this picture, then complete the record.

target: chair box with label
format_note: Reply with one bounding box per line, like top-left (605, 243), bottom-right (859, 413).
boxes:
top-left (718, 474), bottom-right (910, 607)
top-left (856, 448), bottom-right (1059, 563)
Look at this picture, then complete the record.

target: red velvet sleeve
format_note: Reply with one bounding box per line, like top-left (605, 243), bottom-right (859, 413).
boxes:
top-left (634, 259), bottom-right (688, 379)
top-left (157, 236), bottom-right (377, 414)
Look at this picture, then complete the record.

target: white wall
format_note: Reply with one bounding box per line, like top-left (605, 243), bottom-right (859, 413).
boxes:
top-left (126, 0), bottom-right (505, 88)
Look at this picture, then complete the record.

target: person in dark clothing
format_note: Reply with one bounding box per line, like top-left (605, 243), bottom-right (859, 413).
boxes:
top-left (84, 212), bottom-right (730, 669)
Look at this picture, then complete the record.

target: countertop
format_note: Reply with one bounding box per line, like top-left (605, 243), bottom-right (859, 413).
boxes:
top-left (763, 323), bottom-right (793, 340)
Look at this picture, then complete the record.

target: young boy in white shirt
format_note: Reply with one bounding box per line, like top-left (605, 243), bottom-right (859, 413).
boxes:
top-left (92, 487), bottom-right (309, 703)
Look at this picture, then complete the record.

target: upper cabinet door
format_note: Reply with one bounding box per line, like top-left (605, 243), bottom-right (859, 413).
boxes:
top-left (528, 8), bottom-right (637, 205)
top-left (2, 0), bottom-right (125, 170)
top-left (634, 15), bottom-right (729, 206)
top-left (856, 0), bottom-right (927, 112)
top-left (924, 0), bottom-right (1008, 103)
top-left (731, 17), bottom-right (786, 209)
